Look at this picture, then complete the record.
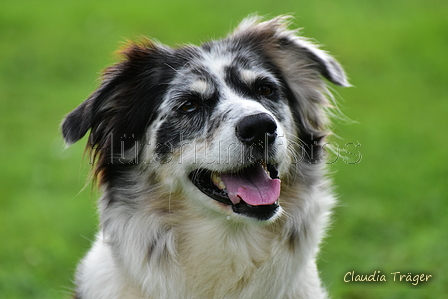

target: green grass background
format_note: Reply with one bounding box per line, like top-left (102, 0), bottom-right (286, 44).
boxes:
top-left (1, 0), bottom-right (447, 298)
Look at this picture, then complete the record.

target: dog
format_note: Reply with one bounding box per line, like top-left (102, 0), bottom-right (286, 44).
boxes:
top-left (62, 15), bottom-right (349, 299)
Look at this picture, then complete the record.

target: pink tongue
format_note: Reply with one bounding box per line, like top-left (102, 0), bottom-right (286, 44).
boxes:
top-left (220, 164), bottom-right (281, 206)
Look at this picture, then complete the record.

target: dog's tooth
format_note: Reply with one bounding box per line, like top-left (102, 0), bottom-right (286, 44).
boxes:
top-left (212, 172), bottom-right (219, 185)
top-left (262, 162), bottom-right (269, 175)
top-left (212, 172), bottom-right (226, 190)
top-left (218, 180), bottom-right (226, 190)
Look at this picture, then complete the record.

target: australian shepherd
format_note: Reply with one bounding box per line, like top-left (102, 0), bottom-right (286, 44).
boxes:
top-left (62, 15), bottom-right (349, 299)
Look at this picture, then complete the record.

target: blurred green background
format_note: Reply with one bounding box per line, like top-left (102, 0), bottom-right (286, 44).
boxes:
top-left (1, 0), bottom-right (447, 298)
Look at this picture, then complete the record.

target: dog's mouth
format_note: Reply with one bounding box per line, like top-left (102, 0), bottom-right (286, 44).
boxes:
top-left (189, 162), bottom-right (281, 220)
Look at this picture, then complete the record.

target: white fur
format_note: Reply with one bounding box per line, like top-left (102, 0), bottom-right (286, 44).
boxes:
top-left (76, 186), bottom-right (334, 299)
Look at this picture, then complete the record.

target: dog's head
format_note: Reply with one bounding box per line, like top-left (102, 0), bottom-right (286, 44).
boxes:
top-left (62, 16), bottom-right (349, 222)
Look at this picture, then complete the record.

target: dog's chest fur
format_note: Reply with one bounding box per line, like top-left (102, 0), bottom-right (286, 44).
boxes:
top-left (178, 216), bottom-right (294, 298)
top-left (80, 198), bottom-right (328, 299)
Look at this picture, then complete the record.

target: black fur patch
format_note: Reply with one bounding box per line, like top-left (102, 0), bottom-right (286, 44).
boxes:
top-left (153, 69), bottom-right (221, 160)
top-left (62, 42), bottom-right (206, 184)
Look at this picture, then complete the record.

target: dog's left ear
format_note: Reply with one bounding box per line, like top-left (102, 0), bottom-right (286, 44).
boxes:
top-left (278, 35), bottom-right (351, 87)
top-left (233, 16), bottom-right (350, 87)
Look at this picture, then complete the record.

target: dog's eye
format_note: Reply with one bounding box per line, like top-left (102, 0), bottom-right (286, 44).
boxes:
top-left (257, 85), bottom-right (273, 96)
top-left (179, 100), bottom-right (200, 113)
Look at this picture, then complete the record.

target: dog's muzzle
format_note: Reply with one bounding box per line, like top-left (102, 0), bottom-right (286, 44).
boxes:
top-left (189, 113), bottom-right (281, 221)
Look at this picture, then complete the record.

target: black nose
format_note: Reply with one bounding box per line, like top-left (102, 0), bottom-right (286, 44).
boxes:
top-left (236, 113), bottom-right (277, 145)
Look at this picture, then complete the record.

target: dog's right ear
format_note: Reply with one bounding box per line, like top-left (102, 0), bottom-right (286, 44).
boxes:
top-left (61, 39), bottom-right (169, 146)
top-left (61, 93), bottom-right (95, 145)
top-left (61, 53), bottom-right (135, 146)
top-left (61, 71), bottom-right (120, 146)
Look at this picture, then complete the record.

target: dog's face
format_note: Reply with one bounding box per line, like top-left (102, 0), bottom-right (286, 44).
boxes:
top-left (157, 47), bottom-right (293, 221)
top-left (62, 16), bottom-right (349, 223)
